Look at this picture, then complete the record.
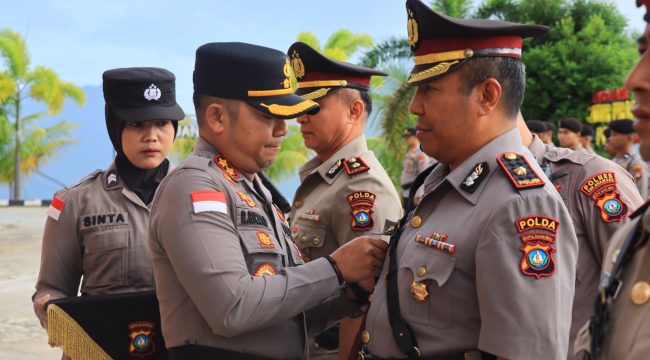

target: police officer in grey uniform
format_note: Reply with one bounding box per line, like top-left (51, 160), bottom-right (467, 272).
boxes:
top-left (401, 127), bottom-right (433, 210)
top-left (518, 115), bottom-right (643, 358)
top-left (148, 42), bottom-right (388, 360)
top-left (360, 2), bottom-right (578, 359)
top-left (287, 41), bottom-right (403, 359)
top-left (581, 124), bottom-right (596, 154)
top-left (606, 119), bottom-right (648, 198)
top-left (558, 117), bottom-right (586, 151)
top-left (573, 1), bottom-right (650, 358)
top-left (32, 68), bottom-right (185, 329)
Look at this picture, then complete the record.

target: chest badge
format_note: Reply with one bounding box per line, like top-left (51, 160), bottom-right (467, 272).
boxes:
top-left (237, 192), bottom-right (257, 208)
top-left (461, 162), bottom-right (489, 193)
top-left (410, 281), bottom-right (429, 302)
top-left (254, 263), bottom-right (277, 277)
top-left (299, 208), bottom-right (321, 222)
top-left (256, 231), bottom-right (275, 249)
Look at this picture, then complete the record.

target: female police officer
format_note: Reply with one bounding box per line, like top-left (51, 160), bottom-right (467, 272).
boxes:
top-left (31, 67), bottom-right (184, 327)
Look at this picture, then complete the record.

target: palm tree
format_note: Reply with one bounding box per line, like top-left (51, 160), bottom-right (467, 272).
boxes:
top-left (0, 28), bottom-right (85, 199)
top-left (264, 29), bottom-right (374, 182)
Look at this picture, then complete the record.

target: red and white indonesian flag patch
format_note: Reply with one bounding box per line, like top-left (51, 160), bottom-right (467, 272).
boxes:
top-left (191, 190), bottom-right (228, 214)
top-left (47, 196), bottom-right (65, 221)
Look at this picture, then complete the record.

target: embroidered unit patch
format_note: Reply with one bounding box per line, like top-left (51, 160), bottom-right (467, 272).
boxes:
top-left (580, 172), bottom-right (628, 222)
top-left (515, 216), bottom-right (558, 279)
top-left (347, 191), bottom-right (376, 231)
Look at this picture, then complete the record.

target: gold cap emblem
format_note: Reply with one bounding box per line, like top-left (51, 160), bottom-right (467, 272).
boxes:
top-left (410, 215), bottom-right (422, 228)
top-left (361, 330), bottom-right (370, 343)
top-left (631, 281), bottom-right (650, 305)
top-left (407, 9), bottom-right (419, 48)
top-left (291, 50), bottom-right (305, 79)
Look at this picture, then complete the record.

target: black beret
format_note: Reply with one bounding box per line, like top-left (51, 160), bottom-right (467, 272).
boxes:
top-left (288, 42), bottom-right (387, 100)
top-left (608, 119), bottom-right (635, 134)
top-left (404, 0), bottom-right (548, 85)
top-left (102, 67), bottom-right (184, 122)
top-left (559, 118), bottom-right (583, 133)
top-left (581, 124), bottom-right (594, 136)
top-left (193, 42), bottom-right (319, 119)
top-left (546, 122), bottom-right (557, 132)
top-left (526, 120), bottom-right (548, 133)
top-left (403, 127), bottom-right (417, 137)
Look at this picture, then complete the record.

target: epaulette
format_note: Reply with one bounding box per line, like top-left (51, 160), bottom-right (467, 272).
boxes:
top-left (631, 198), bottom-right (650, 219)
top-left (73, 169), bottom-right (103, 188)
top-left (343, 157), bottom-right (370, 176)
top-left (496, 152), bottom-right (545, 190)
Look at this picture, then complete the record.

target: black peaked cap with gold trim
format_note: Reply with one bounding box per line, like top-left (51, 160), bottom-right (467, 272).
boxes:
top-left (194, 42), bottom-right (319, 119)
top-left (288, 42), bottom-right (388, 100)
top-left (405, 0), bottom-right (548, 86)
top-left (638, 0), bottom-right (650, 21)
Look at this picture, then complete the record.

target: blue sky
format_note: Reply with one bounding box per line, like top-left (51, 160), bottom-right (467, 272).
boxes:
top-left (4, 0), bottom-right (646, 113)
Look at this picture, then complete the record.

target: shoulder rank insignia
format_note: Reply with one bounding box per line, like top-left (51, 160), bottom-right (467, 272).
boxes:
top-left (347, 191), bottom-right (376, 231)
top-left (497, 152), bottom-right (545, 190)
top-left (344, 157), bottom-right (370, 175)
top-left (461, 162), bottom-right (489, 193)
top-left (326, 158), bottom-right (345, 178)
top-left (515, 216), bottom-right (558, 279)
top-left (237, 192), bottom-right (256, 208)
top-left (580, 172), bottom-right (628, 223)
top-left (214, 155), bottom-right (240, 185)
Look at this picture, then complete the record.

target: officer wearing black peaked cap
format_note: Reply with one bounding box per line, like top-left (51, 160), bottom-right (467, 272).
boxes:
top-left (33, 67), bottom-right (184, 359)
top-left (148, 42), bottom-right (390, 360)
top-left (287, 41), bottom-right (403, 360)
top-left (360, 1), bottom-right (578, 359)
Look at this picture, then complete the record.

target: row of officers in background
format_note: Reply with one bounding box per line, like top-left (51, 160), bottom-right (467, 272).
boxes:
top-left (31, 0), bottom-right (650, 359)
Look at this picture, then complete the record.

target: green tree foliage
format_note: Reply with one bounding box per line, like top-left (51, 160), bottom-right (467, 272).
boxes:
top-left (476, 0), bottom-right (637, 122)
top-left (169, 116), bottom-right (196, 163)
top-left (265, 124), bottom-right (312, 182)
top-left (0, 28), bottom-right (85, 198)
top-left (431, 0), bottom-right (473, 18)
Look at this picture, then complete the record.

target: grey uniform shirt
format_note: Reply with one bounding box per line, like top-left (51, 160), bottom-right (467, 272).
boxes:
top-left (148, 138), bottom-right (356, 360)
top-left (290, 135), bottom-right (402, 260)
top-left (364, 127), bottom-right (578, 359)
top-left (528, 136), bottom-right (643, 357)
top-left (612, 152), bottom-right (648, 199)
top-left (400, 147), bottom-right (431, 199)
top-left (33, 162), bottom-right (159, 305)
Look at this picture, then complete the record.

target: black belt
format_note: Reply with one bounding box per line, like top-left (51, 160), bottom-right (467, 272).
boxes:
top-left (168, 345), bottom-right (277, 360)
top-left (361, 350), bottom-right (496, 360)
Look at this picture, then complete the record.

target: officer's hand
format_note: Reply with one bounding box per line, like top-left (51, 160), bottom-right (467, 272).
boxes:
top-left (330, 236), bottom-right (388, 282)
top-left (33, 293), bottom-right (51, 329)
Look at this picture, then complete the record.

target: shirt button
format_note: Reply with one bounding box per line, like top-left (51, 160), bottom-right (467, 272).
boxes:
top-left (300, 235), bottom-right (307, 242)
top-left (417, 266), bottom-right (426, 277)
top-left (631, 281), bottom-right (650, 305)
top-left (410, 215), bottom-right (422, 228)
top-left (313, 236), bottom-right (321, 245)
top-left (294, 200), bottom-right (303, 209)
top-left (361, 330), bottom-right (370, 343)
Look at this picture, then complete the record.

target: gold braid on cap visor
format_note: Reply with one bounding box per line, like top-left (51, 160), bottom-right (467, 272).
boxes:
top-left (300, 88), bottom-right (331, 100)
top-left (260, 100), bottom-right (318, 117)
top-left (406, 60), bottom-right (459, 84)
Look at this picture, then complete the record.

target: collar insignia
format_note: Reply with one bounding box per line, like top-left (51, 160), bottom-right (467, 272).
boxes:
top-left (326, 158), bottom-right (345, 178)
top-left (460, 162), bottom-right (489, 193)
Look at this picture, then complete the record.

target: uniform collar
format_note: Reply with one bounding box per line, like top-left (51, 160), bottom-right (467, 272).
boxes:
top-left (194, 136), bottom-right (246, 184)
top-left (527, 134), bottom-right (546, 165)
top-left (428, 127), bottom-right (527, 206)
top-left (299, 135), bottom-right (368, 185)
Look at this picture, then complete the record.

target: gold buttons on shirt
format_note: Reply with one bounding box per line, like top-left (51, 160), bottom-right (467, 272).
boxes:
top-left (313, 236), bottom-right (321, 245)
top-left (630, 281), bottom-right (650, 305)
top-left (361, 330), bottom-right (370, 343)
top-left (300, 234), bottom-right (307, 242)
top-left (417, 266), bottom-right (427, 277)
top-left (410, 215), bottom-right (422, 228)
top-left (294, 200), bottom-right (303, 209)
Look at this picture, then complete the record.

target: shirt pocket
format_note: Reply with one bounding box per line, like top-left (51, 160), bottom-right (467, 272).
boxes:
top-left (398, 244), bottom-right (456, 328)
top-left (239, 228), bottom-right (285, 276)
top-left (82, 226), bottom-right (129, 287)
top-left (292, 222), bottom-right (327, 251)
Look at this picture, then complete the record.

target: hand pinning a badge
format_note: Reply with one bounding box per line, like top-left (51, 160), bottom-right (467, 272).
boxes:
top-left (329, 236), bottom-right (388, 283)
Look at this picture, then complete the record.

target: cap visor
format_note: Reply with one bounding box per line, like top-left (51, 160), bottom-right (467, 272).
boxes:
top-left (111, 103), bottom-right (185, 122)
top-left (406, 60), bottom-right (466, 86)
top-left (246, 93), bottom-right (319, 120)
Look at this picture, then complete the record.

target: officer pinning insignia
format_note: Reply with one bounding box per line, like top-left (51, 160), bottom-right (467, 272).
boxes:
top-left (461, 162), bottom-right (489, 193)
top-left (580, 172), bottom-right (629, 222)
top-left (299, 208), bottom-right (321, 222)
top-left (326, 158), bottom-right (345, 178)
top-left (497, 152), bottom-right (545, 190)
top-left (515, 216), bottom-right (558, 279)
top-left (415, 234), bottom-right (456, 254)
top-left (256, 231), bottom-right (275, 249)
top-left (240, 210), bottom-right (269, 227)
top-left (343, 157), bottom-right (370, 175)
top-left (82, 212), bottom-right (128, 229)
top-left (236, 192), bottom-right (256, 208)
top-left (253, 263), bottom-right (277, 277)
top-left (410, 281), bottom-right (429, 302)
top-left (143, 84), bottom-right (162, 101)
top-left (47, 196), bottom-right (65, 221)
top-left (347, 191), bottom-right (376, 231)
top-left (128, 321), bottom-right (156, 357)
top-left (214, 155), bottom-right (241, 185)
